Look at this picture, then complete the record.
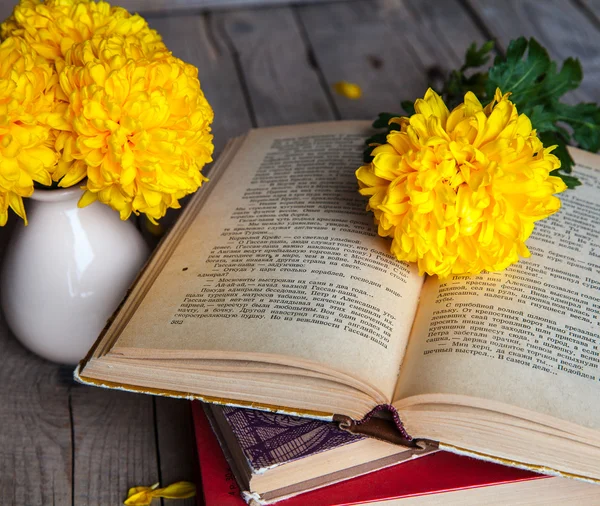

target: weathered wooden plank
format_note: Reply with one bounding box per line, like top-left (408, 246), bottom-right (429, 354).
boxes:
top-left (297, 0), bottom-right (486, 119)
top-left (401, 0), bottom-right (489, 71)
top-left (580, 0), bottom-right (600, 20)
top-left (0, 326), bottom-right (72, 506)
top-left (120, 0), bottom-right (343, 15)
top-left (214, 6), bottom-right (336, 126)
top-left (71, 387), bottom-right (159, 506)
top-left (0, 0), bottom-right (14, 23)
top-left (465, 0), bottom-right (600, 103)
top-left (154, 398), bottom-right (197, 506)
top-left (0, 221), bottom-right (73, 506)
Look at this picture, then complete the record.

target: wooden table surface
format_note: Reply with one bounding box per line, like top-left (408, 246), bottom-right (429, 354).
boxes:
top-left (2, 0), bottom-right (600, 504)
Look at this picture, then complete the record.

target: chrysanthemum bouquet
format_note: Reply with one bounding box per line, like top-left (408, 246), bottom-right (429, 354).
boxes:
top-left (0, 0), bottom-right (214, 226)
top-left (358, 38), bottom-right (598, 278)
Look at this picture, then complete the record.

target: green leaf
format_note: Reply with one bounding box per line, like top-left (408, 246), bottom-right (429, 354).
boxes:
top-left (552, 172), bottom-right (581, 189)
top-left (527, 105), bottom-right (559, 133)
top-left (372, 112), bottom-right (400, 129)
top-left (441, 41), bottom-right (493, 109)
top-left (504, 36), bottom-right (528, 62)
top-left (463, 40), bottom-right (494, 71)
top-left (520, 58), bottom-right (581, 106)
top-left (487, 38), bottom-right (550, 98)
top-left (401, 100), bottom-right (415, 115)
top-left (538, 131), bottom-right (572, 168)
top-left (553, 101), bottom-right (600, 152)
top-left (363, 147), bottom-right (375, 163)
top-left (486, 38), bottom-right (583, 123)
top-left (527, 107), bottom-right (571, 141)
top-left (459, 73), bottom-right (489, 101)
top-left (365, 132), bottom-right (388, 146)
top-left (370, 36), bottom-right (596, 191)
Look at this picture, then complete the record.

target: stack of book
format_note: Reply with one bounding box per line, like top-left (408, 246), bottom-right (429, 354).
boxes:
top-left (193, 402), bottom-right (599, 505)
top-left (74, 121), bottom-right (600, 503)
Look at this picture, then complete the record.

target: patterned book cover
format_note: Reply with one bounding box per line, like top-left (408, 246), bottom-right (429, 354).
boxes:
top-left (217, 406), bottom-right (364, 472)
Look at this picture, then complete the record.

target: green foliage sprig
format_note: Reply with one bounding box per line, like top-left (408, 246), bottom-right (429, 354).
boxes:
top-left (366, 37), bottom-right (600, 189)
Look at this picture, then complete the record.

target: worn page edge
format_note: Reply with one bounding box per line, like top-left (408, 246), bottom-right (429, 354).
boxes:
top-left (439, 443), bottom-right (600, 484)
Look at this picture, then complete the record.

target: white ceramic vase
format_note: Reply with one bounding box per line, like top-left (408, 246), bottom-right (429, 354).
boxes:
top-left (0, 187), bottom-right (150, 364)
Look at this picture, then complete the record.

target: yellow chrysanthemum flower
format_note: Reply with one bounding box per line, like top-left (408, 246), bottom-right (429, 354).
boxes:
top-left (0, 0), bottom-right (164, 62)
top-left (0, 36), bottom-right (62, 225)
top-left (62, 32), bottom-right (169, 69)
top-left (56, 36), bottom-right (214, 222)
top-left (356, 88), bottom-right (567, 278)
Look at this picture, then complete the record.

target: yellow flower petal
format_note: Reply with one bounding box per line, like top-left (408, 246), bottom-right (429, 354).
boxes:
top-left (8, 192), bottom-right (27, 225)
top-left (2, 0), bottom-right (165, 63)
top-left (333, 81), bottom-right (362, 100)
top-left (123, 481), bottom-right (195, 505)
top-left (357, 88), bottom-right (565, 277)
top-left (57, 39), bottom-right (213, 222)
top-left (157, 482), bottom-right (196, 500)
top-left (78, 189), bottom-right (97, 208)
top-left (0, 36), bottom-right (60, 225)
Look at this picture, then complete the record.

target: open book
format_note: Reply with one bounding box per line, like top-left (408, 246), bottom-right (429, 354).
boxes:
top-left (76, 121), bottom-right (600, 482)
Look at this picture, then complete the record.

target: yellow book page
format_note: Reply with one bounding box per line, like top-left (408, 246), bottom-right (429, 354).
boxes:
top-left (112, 121), bottom-right (424, 402)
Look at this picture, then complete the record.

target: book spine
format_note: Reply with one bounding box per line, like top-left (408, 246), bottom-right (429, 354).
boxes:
top-left (192, 402), bottom-right (247, 505)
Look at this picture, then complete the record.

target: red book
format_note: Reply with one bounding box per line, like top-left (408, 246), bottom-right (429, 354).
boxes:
top-left (192, 403), bottom-right (599, 505)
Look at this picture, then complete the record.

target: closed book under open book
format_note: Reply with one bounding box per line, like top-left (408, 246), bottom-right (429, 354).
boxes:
top-left (203, 403), bottom-right (434, 503)
top-left (192, 402), bottom-right (600, 505)
top-left (76, 121), bottom-right (600, 482)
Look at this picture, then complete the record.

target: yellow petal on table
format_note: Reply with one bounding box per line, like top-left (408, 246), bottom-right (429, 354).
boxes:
top-left (124, 481), bottom-right (196, 505)
top-left (158, 482), bottom-right (197, 499)
top-left (333, 81), bottom-right (362, 99)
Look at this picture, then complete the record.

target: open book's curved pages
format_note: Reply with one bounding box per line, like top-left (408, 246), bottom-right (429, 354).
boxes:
top-left (77, 121), bottom-right (600, 483)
